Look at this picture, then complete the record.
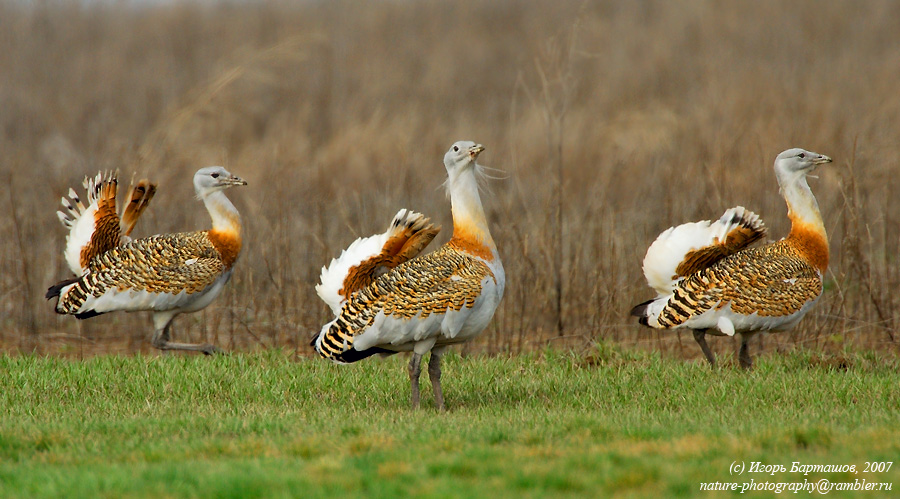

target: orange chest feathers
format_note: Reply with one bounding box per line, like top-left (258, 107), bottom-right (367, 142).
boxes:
top-left (787, 223), bottom-right (829, 273)
top-left (448, 226), bottom-right (495, 261)
top-left (207, 230), bottom-right (243, 268)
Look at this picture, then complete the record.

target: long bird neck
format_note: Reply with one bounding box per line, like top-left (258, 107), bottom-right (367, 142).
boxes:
top-left (448, 168), bottom-right (496, 261)
top-left (782, 175), bottom-right (828, 272)
top-left (203, 189), bottom-right (243, 268)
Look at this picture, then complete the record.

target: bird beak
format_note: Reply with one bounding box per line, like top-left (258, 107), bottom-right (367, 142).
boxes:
top-left (813, 155), bottom-right (832, 165)
top-left (225, 175), bottom-right (248, 187)
top-left (469, 145), bottom-right (485, 159)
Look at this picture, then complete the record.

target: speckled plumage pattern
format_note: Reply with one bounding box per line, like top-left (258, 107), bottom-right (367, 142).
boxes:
top-left (55, 231), bottom-right (228, 315)
top-left (317, 244), bottom-right (494, 361)
top-left (651, 239), bottom-right (822, 328)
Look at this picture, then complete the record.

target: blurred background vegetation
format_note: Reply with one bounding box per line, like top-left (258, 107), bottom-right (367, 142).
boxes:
top-left (1, 0), bottom-right (898, 359)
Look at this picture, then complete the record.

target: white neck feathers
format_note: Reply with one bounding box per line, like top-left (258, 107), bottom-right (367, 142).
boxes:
top-left (203, 190), bottom-right (242, 235)
top-left (778, 168), bottom-right (829, 272)
top-left (447, 168), bottom-right (496, 258)
top-left (779, 173), bottom-right (825, 238)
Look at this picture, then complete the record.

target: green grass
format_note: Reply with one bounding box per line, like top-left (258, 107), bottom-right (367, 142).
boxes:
top-left (1, 349), bottom-right (898, 497)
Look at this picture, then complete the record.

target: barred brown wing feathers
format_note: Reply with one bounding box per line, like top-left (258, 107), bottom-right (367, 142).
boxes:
top-left (78, 176), bottom-right (123, 268)
top-left (391, 222), bottom-right (440, 263)
top-left (82, 207), bottom-right (122, 269)
top-left (674, 219), bottom-right (767, 278)
top-left (121, 180), bottom-right (157, 238)
top-left (657, 242), bottom-right (822, 328)
top-left (339, 218), bottom-right (440, 298)
top-left (657, 278), bottom-right (721, 327)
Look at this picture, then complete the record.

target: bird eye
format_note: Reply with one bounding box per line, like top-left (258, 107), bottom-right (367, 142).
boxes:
top-left (453, 146), bottom-right (459, 152)
top-left (211, 173), bottom-right (220, 178)
top-left (798, 153), bottom-right (805, 159)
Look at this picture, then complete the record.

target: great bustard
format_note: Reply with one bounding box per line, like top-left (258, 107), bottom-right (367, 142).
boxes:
top-left (312, 141), bottom-right (505, 410)
top-left (631, 148), bottom-right (832, 369)
top-left (47, 167), bottom-right (247, 355)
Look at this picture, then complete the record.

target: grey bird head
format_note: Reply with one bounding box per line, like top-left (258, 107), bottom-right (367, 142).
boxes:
top-left (443, 141), bottom-right (485, 176)
top-left (774, 148), bottom-right (832, 187)
top-left (193, 166), bottom-right (247, 197)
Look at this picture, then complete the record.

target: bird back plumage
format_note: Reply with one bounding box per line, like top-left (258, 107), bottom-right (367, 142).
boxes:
top-left (644, 240), bottom-right (823, 331)
top-left (51, 231), bottom-right (228, 317)
top-left (314, 244), bottom-right (495, 363)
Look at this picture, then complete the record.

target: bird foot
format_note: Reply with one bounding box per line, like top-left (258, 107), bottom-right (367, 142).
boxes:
top-left (199, 344), bottom-right (224, 356)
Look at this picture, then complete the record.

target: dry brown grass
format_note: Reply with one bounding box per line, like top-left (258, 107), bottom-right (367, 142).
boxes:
top-left (2, 0), bottom-right (898, 360)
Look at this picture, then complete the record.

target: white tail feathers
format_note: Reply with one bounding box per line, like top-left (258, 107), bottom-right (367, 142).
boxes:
top-left (316, 209), bottom-right (439, 314)
top-left (57, 175), bottom-right (102, 229)
top-left (59, 172), bottom-right (113, 275)
top-left (641, 206), bottom-right (766, 295)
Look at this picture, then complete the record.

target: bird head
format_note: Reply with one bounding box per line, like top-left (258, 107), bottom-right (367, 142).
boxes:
top-left (441, 141), bottom-right (488, 199)
top-left (443, 141), bottom-right (485, 176)
top-left (193, 166), bottom-right (247, 197)
top-left (774, 148), bottom-right (832, 188)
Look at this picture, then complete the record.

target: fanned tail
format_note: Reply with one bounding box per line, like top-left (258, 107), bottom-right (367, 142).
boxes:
top-left (57, 171), bottom-right (122, 275)
top-left (629, 298), bottom-right (659, 327)
top-left (83, 172), bottom-right (121, 270)
top-left (56, 172), bottom-right (157, 275)
top-left (316, 209), bottom-right (440, 314)
top-left (120, 179), bottom-right (157, 238)
top-left (56, 172), bottom-right (104, 230)
top-left (382, 210), bottom-right (440, 266)
top-left (641, 206), bottom-right (766, 295)
top-left (344, 209), bottom-right (439, 294)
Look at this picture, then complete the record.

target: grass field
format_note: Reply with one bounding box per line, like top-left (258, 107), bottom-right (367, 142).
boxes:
top-left (2, 350), bottom-right (898, 497)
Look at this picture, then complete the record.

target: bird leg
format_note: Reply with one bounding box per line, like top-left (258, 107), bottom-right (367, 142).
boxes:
top-left (408, 352), bottom-right (423, 409)
top-left (739, 334), bottom-right (754, 370)
top-left (151, 320), bottom-right (222, 356)
top-left (428, 350), bottom-right (445, 411)
top-left (157, 340), bottom-right (222, 356)
top-left (692, 329), bottom-right (717, 368)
